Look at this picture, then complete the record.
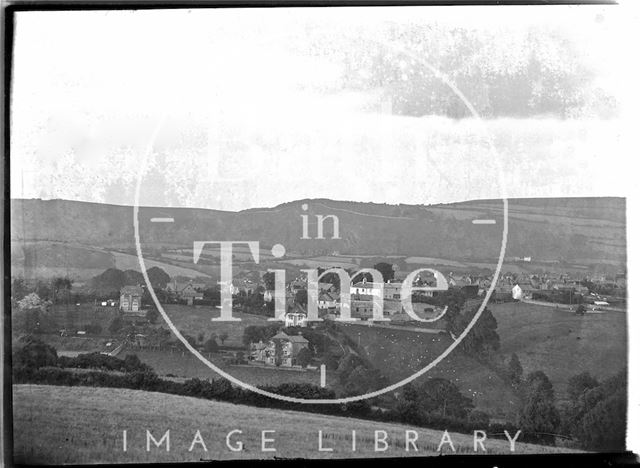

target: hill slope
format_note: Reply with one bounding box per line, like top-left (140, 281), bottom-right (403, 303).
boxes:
top-left (12, 384), bottom-right (575, 464)
top-left (10, 197), bottom-right (626, 267)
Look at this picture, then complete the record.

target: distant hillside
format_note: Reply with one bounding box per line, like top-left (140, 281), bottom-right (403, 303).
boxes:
top-left (10, 197), bottom-right (625, 269)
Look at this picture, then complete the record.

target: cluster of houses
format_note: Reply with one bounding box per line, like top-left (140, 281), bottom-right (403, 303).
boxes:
top-left (482, 272), bottom-right (626, 306)
top-left (258, 273), bottom-right (442, 328)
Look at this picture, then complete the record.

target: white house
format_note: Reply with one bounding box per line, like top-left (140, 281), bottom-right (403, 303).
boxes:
top-left (350, 281), bottom-right (383, 297)
top-left (285, 312), bottom-right (307, 328)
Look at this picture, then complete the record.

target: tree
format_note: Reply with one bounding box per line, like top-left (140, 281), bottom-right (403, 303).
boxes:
top-left (575, 304), bottom-right (587, 316)
top-left (17, 292), bottom-right (43, 311)
top-left (263, 272), bottom-right (276, 291)
top-left (507, 353), bottom-right (523, 384)
top-left (273, 339), bottom-right (284, 366)
top-left (446, 300), bottom-right (500, 355)
top-left (373, 262), bottom-right (395, 282)
top-left (296, 347), bottom-right (313, 367)
top-left (146, 308), bottom-right (159, 324)
top-left (91, 268), bottom-right (126, 297)
top-left (15, 293), bottom-right (48, 334)
top-left (197, 332), bottom-right (205, 344)
top-left (567, 371), bottom-right (599, 401)
top-left (123, 354), bottom-right (149, 372)
top-left (518, 371), bottom-right (560, 445)
top-left (295, 289), bottom-right (308, 306)
top-left (203, 287), bottom-right (220, 305)
top-left (567, 370), bottom-right (626, 451)
top-left (218, 332), bottom-right (229, 345)
top-left (147, 267), bottom-right (170, 289)
top-left (51, 277), bottom-right (72, 304)
top-left (14, 339), bottom-right (58, 369)
top-left (123, 269), bottom-right (144, 285)
top-left (204, 335), bottom-right (219, 353)
top-left (242, 325), bottom-right (280, 345)
top-left (417, 377), bottom-right (474, 419)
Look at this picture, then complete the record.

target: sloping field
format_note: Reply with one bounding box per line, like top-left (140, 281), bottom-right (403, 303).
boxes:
top-left (12, 385), bottom-right (575, 464)
top-left (337, 301), bottom-right (627, 417)
top-left (491, 302), bottom-right (627, 404)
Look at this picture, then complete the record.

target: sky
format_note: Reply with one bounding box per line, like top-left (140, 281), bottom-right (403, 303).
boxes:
top-left (10, 5), bottom-right (640, 211)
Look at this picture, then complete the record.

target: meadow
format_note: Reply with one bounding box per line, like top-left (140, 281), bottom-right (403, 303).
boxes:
top-left (12, 385), bottom-right (576, 464)
top-left (162, 305), bottom-right (268, 347)
top-left (338, 301), bottom-right (627, 417)
top-left (131, 349), bottom-right (335, 388)
top-left (490, 302), bottom-right (627, 403)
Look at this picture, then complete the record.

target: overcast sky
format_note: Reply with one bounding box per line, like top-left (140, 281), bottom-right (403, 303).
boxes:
top-left (10, 5), bottom-right (640, 211)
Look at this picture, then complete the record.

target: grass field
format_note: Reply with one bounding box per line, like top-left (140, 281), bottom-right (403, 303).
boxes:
top-left (490, 302), bottom-right (627, 403)
top-left (12, 385), bottom-right (576, 464)
top-left (338, 301), bottom-right (627, 417)
top-left (338, 324), bottom-right (520, 419)
top-left (162, 305), bottom-right (268, 347)
top-left (131, 349), bottom-right (336, 388)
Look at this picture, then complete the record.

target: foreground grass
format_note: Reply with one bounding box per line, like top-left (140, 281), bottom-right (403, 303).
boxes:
top-left (12, 385), bottom-right (576, 464)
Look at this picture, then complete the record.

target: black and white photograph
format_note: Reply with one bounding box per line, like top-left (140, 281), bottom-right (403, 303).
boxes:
top-left (4, 2), bottom-right (640, 464)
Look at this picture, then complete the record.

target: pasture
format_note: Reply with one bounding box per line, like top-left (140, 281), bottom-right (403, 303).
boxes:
top-left (490, 302), bottom-right (627, 403)
top-left (46, 303), bottom-right (119, 332)
top-left (338, 301), bottom-right (627, 416)
top-left (338, 324), bottom-right (520, 418)
top-left (131, 349), bottom-right (334, 388)
top-left (162, 305), bottom-right (269, 347)
top-left (12, 385), bottom-right (575, 464)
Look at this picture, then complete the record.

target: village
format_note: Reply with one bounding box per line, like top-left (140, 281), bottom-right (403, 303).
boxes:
top-left (12, 259), bottom-right (626, 376)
